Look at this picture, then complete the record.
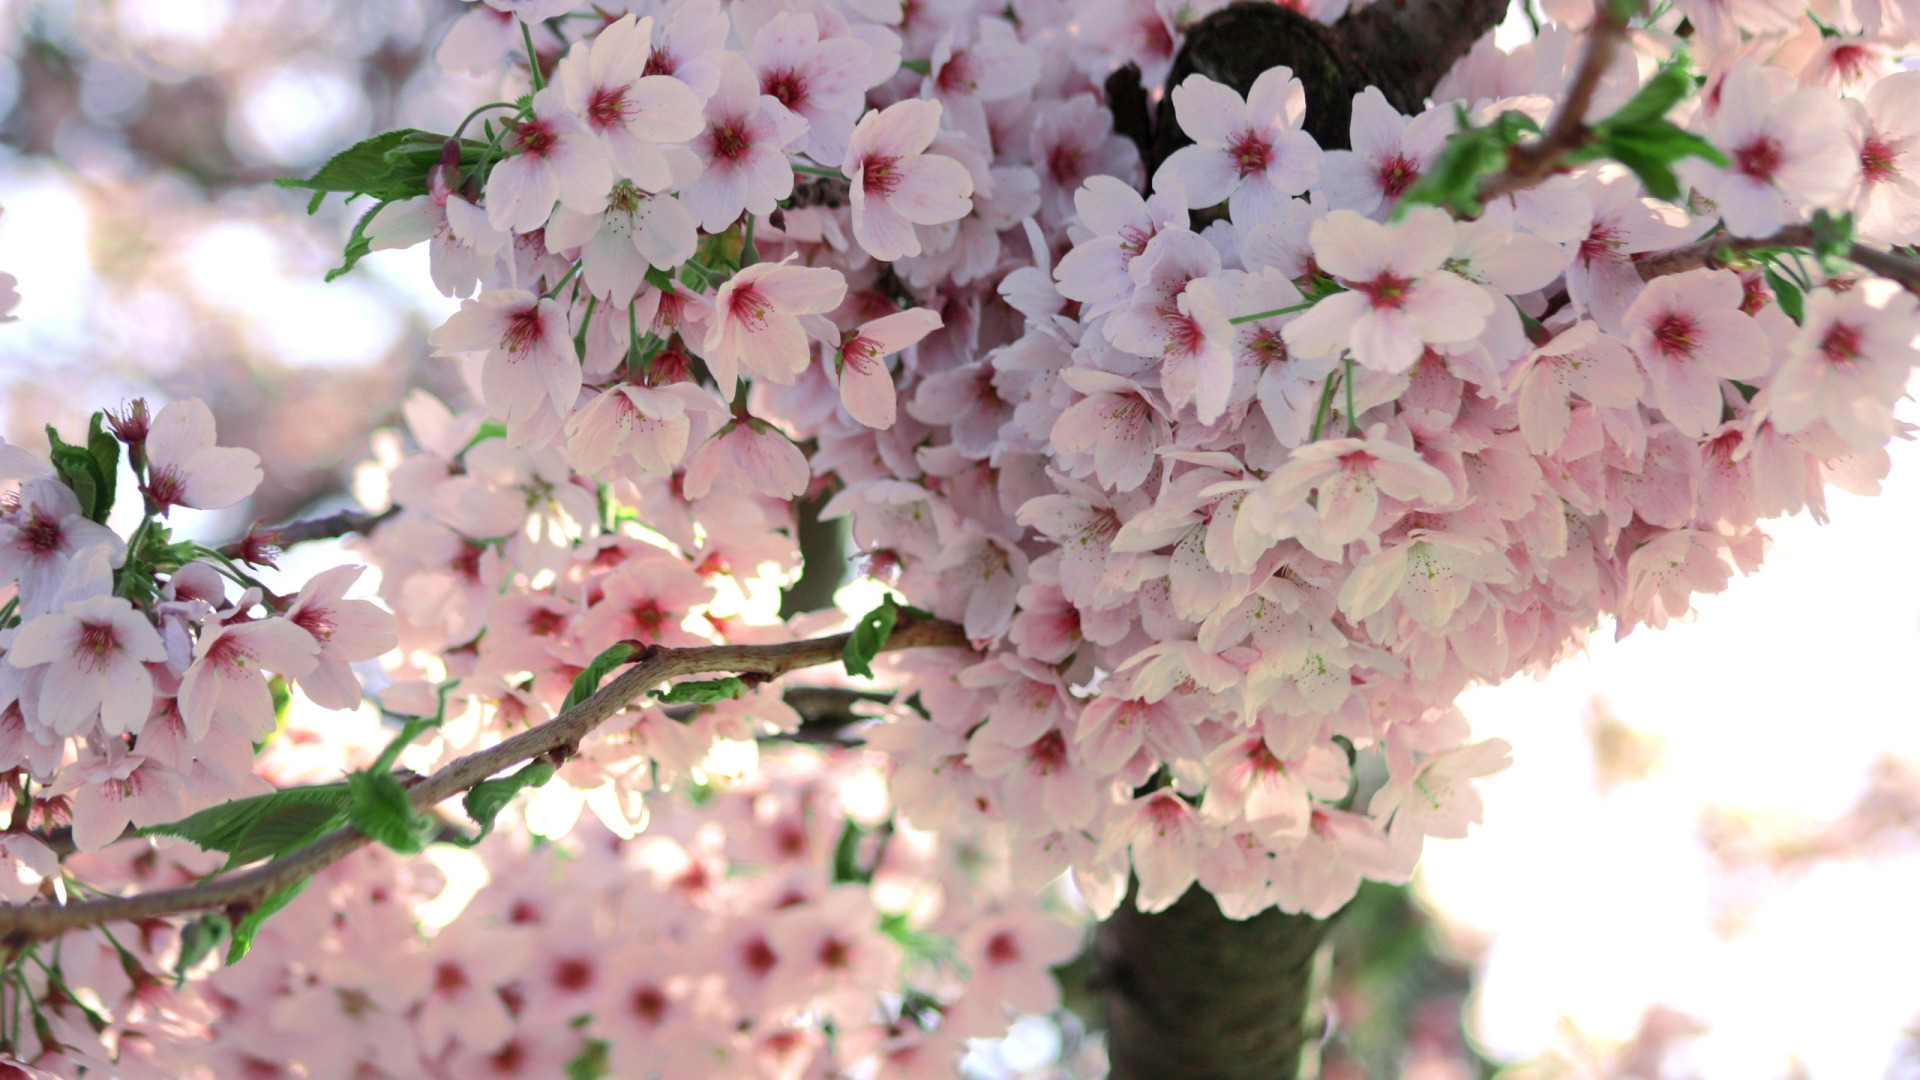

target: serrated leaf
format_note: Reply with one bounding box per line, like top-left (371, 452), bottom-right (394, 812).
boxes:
top-left (46, 422), bottom-right (112, 524)
top-left (227, 877), bottom-right (308, 966)
top-left (139, 784), bottom-right (352, 868)
top-left (346, 770), bottom-right (433, 855)
top-left (275, 129), bottom-right (474, 206)
top-left (447, 760), bottom-right (557, 848)
top-left (564, 641), bottom-right (638, 713)
top-left (1602, 58), bottom-right (1694, 130)
top-left (652, 676), bottom-right (748, 705)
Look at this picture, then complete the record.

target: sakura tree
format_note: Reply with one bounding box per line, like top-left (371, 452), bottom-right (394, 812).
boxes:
top-left (1, 0), bottom-right (1918, 1076)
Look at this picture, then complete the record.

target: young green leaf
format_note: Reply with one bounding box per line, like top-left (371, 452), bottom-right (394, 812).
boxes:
top-left (227, 877), bottom-right (309, 965)
top-left (652, 676), bottom-right (749, 705)
top-left (843, 597), bottom-right (901, 679)
top-left (1763, 265), bottom-right (1805, 324)
top-left (1397, 108), bottom-right (1540, 218)
top-left (139, 784), bottom-right (353, 868)
top-left (564, 640), bottom-right (639, 713)
top-left (448, 760), bottom-right (558, 848)
top-left (45, 414), bottom-right (120, 524)
top-left (174, 914), bottom-right (231, 985)
top-left (274, 129), bottom-right (479, 206)
top-left (346, 770), bottom-right (435, 855)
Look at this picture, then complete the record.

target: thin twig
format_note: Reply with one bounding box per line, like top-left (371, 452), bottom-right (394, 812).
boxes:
top-left (216, 506), bottom-right (399, 562)
top-left (0, 616), bottom-right (969, 941)
top-left (1476, 0), bottom-right (1633, 204)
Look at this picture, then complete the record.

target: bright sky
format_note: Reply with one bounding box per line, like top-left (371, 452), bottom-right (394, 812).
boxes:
top-left (1424, 426), bottom-right (1920, 1076)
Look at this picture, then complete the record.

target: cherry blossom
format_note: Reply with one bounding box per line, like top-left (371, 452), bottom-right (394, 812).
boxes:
top-left (142, 398), bottom-right (264, 514)
top-left (1155, 69), bottom-right (1324, 223)
top-left (1282, 208), bottom-right (1493, 374)
top-left (486, 85), bottom-right (614, 235)
top-left (556, 13), bottom-right (705, 193)
top-left (682, 53), bottom-right (807, 232)
top-left (1620, 269), bottom-right (1770, 437)
top-left (1766, 279), bottom-right (1920, 453)
top-left (833, 308), bottom-right (942, 428)
top-left (704, 258), bottom-right (849, 390)
top-left (1682, 61), bottom-right (1856, 238)
top-left (842, 99), bottom-right (975, 262)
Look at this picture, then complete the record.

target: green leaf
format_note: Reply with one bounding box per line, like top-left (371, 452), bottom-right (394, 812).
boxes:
top-left (46, 415), bottom-right (118, 524)
top-left (832, 818), bottom-right (868, 883)
top-left (1809, 209), bottom-right (1855, 276)
top-left (323, 200), bottom-right (391, 283)
top-left (564, 640), bottom-right (638, 713)
top-left (1397, 107), bottom-right (1539, 218)
top-left (139, 785), bottom-right (352, 868)
top-left (174, 914), bottom-right (231, 985)
top-left (275, 129), bottom-right (479, 206)
top-left (564, 1039), bottom-right (611, 1080)
top-left (1763, 266), bottom-right (1805, 324)
top-left (652, 676), bottom-right (748, 705)
top-left (843, 596), bottom-right (902, 679)
top-left (346, 769), bottom-right (434, 855)
top-left (1601, 56), bottom-right (1694, 130)
top-left (447, 760), bottom-right (557, 848)
top-left (227, 877), bottom-right (308, 965)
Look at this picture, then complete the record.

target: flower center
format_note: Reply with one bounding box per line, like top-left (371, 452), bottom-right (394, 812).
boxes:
top-left (712, 120), bottom-right (751, 162)
top-left (642, 47), bottom-right (677, 78)
top-left (76, 620), bottom-right (120, 671)
top-left (145, 467), bottom-right (186, 510)
top-left (18, 510), bottom-right (62, 554)
top-left (502, 305), bottom-right (546, 356)
top-left (510, 117), bottom-right (557, 159)
top-left (1734, 136), bottom-right (1783, 182)
top-left (1026, 730), bottom-right (1068, 774)
top-left (763, 68), bottom-right (806, 110)
top-left (727, 283), bottom-right (773, 330)
top-left (1358, 272), bottom-right (1414, 310)
top-left (1818, 321), bottom-right (1863, 366)
top-left (585, 85), bottom-right (629, 131)
top-left (1228, 130), bottom-right (1274, 179)
top-left (984, 931), bottom-right (1021, 965)
top-left (1376, 154), bottom-right (1420, 198)
top-left (861, 154), bottom-right (902, 197)
top-left (1861, 136), bottom-right (1900, 184)
top-left (1651, 311), bottom-right (1698, 357)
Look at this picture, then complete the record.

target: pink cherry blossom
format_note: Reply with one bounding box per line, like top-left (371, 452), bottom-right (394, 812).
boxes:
top-left (142, 398), bottom-right (264, 514)
top-left (1766, 279), bottom-right (1920, 453)
top-left (1053, 175), bottom-right (1188, 317)
top-left (1317, 88), bottom-right (1454, 218)
top-left (545, 181), bottom-right (699, 303)
top-left (842, 99), bottom-right (975, 262)
top-left (0, 477), bottom-right (123, 617)
top-left (486, 85), bottom-right (614, 234)
top-left (1154, 69), bottom-right (1323, 223)
top-left (750, 12), bottom-right (872, 165)
top-left (681, 53), bottom-right (807, 233)
top-left (428, 290), bottom-right (582, 438)
top-left (681, 417), bottom-right (812, 500)
top-left (1507, 320), bottom-right (1645, 455)
top-left (46, 751), bottom-right (186, 854)
top-left (7, 592), bottom-right (163, 737)
top-left (557, 13), bottom-right (705, 193)
top-left (284, 565), bottom-right (398, 711)
top-left (1249, 424), bottom-right (1457, 548)
top-left (179, 616), bottom-right (320, 741)
top-left (1845, 70), bottom-right (1920, 245)
top-left (704, 258), bottom-right (848, 390)
top-left (1049, 369), bottom-right (1173, 492)
top-left (1620, 269), bottom-right (1770, 437)
top-left (834, 308), bottom-right (941, 428)
top-left (1282, 208), bottom-right (1493, 374)
top-left (1683, 62), bottom-right (1856, 238)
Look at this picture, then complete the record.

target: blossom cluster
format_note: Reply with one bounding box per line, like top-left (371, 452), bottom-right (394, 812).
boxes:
top-left (0, 400), bottom-right (396, 869)
top-left (4, 0), bottom-right (1920, 1073)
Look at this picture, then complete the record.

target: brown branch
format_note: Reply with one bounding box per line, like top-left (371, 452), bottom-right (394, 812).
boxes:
top-left (1476, 0), bottom-right (1633, 204)
top-left (216, 505), bottom-right (399, 564)
top-left (0, 616), bottom-right (969, 941)
top-left (1635, 224), bottom-right (1920, 295)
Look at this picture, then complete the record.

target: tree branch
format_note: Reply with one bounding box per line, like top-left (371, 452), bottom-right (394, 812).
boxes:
top-left (0, 616), bottom-right (969, 941)
top-left (1634, 224), bottom-right (1920, 295)
top-left (1477, 0), bottom-right (1633, 204)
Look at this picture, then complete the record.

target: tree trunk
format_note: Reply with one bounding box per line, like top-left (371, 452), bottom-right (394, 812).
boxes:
top-left (1096, 886), bottom-right (1332, 1080)
top-left (1098, 2), bottom-right (1507, 1073)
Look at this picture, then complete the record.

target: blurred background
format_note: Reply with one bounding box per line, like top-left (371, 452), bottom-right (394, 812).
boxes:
top-left (2, 1), bottom-right (1916, 1077)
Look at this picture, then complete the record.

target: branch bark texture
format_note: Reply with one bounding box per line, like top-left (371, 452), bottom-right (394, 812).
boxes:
top-left (0, 616), bottom-right (968, 940)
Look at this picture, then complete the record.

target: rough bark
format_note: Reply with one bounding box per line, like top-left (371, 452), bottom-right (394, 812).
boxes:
top-left (1097, 885), bottom-right (1334, 1080)
top-left (1100, 3), bottom-right (1506, 1075)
